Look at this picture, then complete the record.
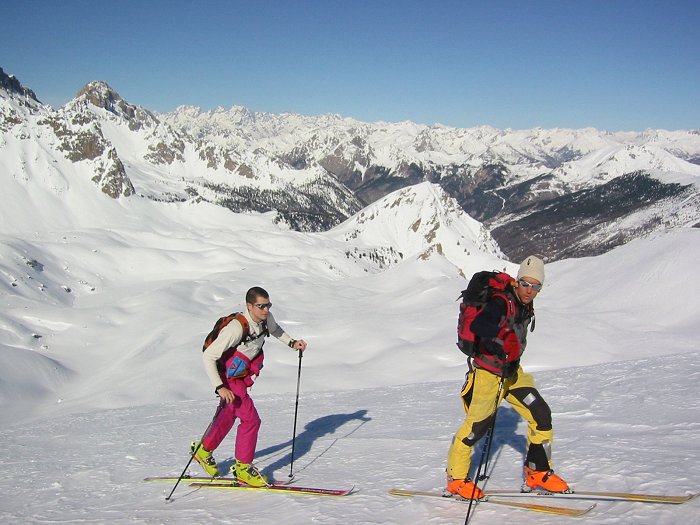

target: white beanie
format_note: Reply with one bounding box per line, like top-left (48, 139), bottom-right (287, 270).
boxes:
top-left (517, 255), bottom-right (545, 284)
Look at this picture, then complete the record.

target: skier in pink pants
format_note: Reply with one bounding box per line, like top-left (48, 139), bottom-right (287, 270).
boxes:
top-left (191, 286), bottom-right (307, 486)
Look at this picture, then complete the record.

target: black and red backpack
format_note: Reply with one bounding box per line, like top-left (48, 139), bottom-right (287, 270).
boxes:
top-left (456, 271), bottom-right (515, 357)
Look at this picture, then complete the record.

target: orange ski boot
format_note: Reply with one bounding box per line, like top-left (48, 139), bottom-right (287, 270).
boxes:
top-left (446, 478), bottom-right (484, 500)
top-left (524, 466), bottom-right (570, 493)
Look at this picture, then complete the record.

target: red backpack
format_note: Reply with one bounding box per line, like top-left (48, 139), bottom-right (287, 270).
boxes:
top-left (456, 271), bottom-right (515, 357)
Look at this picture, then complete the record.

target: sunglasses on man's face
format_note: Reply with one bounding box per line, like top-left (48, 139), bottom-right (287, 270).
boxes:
top-left (517, 279), bottom-right (542, 292)
top-left (254, 303), bottom-right (272, 310)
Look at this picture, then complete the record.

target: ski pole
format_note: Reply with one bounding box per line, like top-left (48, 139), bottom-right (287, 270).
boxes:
top-left (288, 349), bottom-right (304, 479)
top-left (464, 369), bottom-right (507, 524)
top-left (166, 401), bottom-right (223, 502)
top-left (480, 369), bottom-right (507, 477)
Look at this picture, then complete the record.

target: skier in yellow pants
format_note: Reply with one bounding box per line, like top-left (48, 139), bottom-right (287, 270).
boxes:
top-left (446, 256), bottom-right (569, 499)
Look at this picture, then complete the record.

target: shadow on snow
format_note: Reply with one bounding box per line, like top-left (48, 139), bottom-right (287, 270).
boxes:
top-left (220, 409), bottom-right (372, 481)
top-left (470, 405), bottom-right (529, 481)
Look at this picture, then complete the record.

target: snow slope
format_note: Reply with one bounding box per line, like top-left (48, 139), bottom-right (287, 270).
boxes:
top-left (1, 354), bottom-right (698, 524)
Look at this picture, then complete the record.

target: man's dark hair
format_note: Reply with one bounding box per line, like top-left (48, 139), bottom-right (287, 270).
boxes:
top-left (246, 286), bottom-right (269, 304)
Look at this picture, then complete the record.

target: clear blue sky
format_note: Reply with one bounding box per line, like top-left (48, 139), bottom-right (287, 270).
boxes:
top-left (3, 0), bottom-right (698, 131)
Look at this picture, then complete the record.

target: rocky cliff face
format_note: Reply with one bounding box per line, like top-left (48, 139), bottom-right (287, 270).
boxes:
top-left (0, 67), bottom-right (40, 103)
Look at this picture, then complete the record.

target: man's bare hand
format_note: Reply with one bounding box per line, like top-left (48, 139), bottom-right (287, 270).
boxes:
top-left (217, 386), bottom-right (236, 404)
top-left (291, 339), bottom-right (308, 352)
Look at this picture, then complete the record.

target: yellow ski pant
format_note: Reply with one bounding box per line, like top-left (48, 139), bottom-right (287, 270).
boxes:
top-left (446, 366), bottom-right (554, 480)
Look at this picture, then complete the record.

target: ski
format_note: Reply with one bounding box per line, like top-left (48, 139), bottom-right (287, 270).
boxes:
top-left (485, 489), bottom-right (699, 505)
top-left (389, 488), bottom-right (595, 517)
top-left (189, 481), bottom-right (352, 497)
top-left (145, 475), bottom-right (237, 483)
top-left (144, 475), bottom-right (297, 486)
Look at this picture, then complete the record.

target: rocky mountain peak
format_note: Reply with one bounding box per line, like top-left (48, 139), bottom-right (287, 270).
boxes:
top-left (73, 80), bottom-right (156, 131)
top-left (75, 81), bottom-right (122, 111)
top-left (0, 67), bottom-right (40, 103)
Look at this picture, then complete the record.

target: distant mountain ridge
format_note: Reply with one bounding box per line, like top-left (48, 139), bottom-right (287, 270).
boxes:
top-left (1, 67), bottom-right (699, 261)
top-left (160, 104), bottom-right (700, 260)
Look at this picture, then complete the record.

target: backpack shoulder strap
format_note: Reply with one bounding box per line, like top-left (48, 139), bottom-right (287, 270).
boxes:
top-left (234, 312), bottom-right (269, 342)
top-left (203, 312), bottom-right (250, 352)
top-left (232, 312), bottom-right (249, 338)
top-left (232, 312), bottom-right (266, 344)
top-left (492, 291), bottom-right (516, 327)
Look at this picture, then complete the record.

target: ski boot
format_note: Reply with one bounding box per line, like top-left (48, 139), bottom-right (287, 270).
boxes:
top-left (232, 460), bottom-right (269, 487)
top-left (190, 441), bottom-right (219, 477)
top-left (523, 466), bottom-right (570, 493)
top-left (446, 477), bottom-right (484, 500)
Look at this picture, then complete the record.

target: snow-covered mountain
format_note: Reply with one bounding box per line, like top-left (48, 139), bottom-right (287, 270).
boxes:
top-left (328, 182), bottom-right (502, 274)
top-left (161, 105), bottom-right (700, 261)
top-left (2, 66), bottom-right (700, 261)
top-left (0, 70), bottom-right (362, 234)
top-left (160, 103), bottom-right (700, 178)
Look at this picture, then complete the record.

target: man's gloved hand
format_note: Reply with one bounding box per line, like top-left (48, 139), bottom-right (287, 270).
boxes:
top-left (498, 328), bottom-right (521, 362)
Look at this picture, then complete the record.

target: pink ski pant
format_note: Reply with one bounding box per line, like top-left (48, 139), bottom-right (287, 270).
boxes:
top-left (201, 381), bottom-right (261, 464)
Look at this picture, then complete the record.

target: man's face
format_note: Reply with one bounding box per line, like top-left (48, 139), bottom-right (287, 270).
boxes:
top-left (247, 295), bottom-right (272, 323)
top-left (514, 277), bottom-right (542, 304)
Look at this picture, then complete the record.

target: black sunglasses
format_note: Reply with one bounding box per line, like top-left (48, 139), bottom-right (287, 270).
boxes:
top-left (254, 303), bottom-right (272, 310)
